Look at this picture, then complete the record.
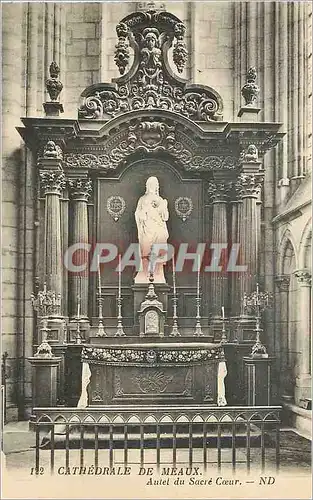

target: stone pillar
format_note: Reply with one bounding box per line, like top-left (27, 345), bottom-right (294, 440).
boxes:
top-left (39, 157), bottom-right (65, 307)
top-left (236, 167), bottom-right (263, 319)
top-left (230, 183), bottom-right (243, 322)
top-left (207, 180), bottom-right (230, 327)
top-left (275, 275), bottom-right (290, 370)
top-left (68, 177), bottom-right (92, 321)
top-left (294, 270), bottom-right (312, 377)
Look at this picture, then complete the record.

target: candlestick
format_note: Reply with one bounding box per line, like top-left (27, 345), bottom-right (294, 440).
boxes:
top-left (118, 254), bottom-right (122, 299)
top-left (98, 255), bottom-right (101, 294)
top-left (169, 254), bottom-right (180, 337)
top-left (197, 254), bottom-right (200, 297)
top-left (172, 255), bottom-right (176, 295)
top-left (221, 305), bottom-right (227, 343)
top-left (194, 255), bottom-right (203, 337)
top-left (115, 255), bottom-right (125, 336)
top-left (77, 294), bottom-right (80, 318)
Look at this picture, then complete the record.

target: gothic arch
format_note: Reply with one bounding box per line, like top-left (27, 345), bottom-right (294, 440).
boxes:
top-left (298, 217), bottom-right (312, 271)
top-left (278, 228), bottom-right (299, 275)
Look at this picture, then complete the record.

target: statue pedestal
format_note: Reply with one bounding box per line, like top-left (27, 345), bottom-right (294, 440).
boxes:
top-left (132, 283), bottom-right (170, 330)
top-left (28, 357), bottom-right (61, 407)
top-left (243, 356), bottom-right (275, 406)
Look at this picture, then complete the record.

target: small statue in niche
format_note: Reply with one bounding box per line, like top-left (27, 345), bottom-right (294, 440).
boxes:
top-left (242, 144), bottom-right (259, 163)
top-left (140, 28), bottom-right (163, 85)
top-left (135, 176), bottom-right (169, 284)
top-left (43, 140), bottom-right (63, 160)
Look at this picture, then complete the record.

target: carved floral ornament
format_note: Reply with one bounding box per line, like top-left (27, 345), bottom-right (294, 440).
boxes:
top-left (68, 178), bottom-right (93, 202)
top-left (63, 121), bottom-right (238, 172)
top-left (235, 172), bottom-right (264, 198)
top-left (81, 346), bottom-right (225, 365)
top-left (294, 269), bottom-right (312, 286)
top-left (78, 11), bottom-right (223, 122)
top-left (39, 170), bottom-right (66, 196)
top-left (207, 181), bottom-right (233, 203)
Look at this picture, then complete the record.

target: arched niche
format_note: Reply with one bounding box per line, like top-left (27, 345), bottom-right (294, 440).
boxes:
top-left (95, 156), bottom-right (206, 293)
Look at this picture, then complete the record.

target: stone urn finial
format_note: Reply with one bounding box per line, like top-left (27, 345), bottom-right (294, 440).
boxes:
top-left (241, 67), bottom-right (259, 107)
top-left (46, 61), bottom-right (63, 102)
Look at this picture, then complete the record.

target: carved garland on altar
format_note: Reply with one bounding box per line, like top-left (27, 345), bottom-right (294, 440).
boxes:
top-left (81, 346), bottom-right (225, 365)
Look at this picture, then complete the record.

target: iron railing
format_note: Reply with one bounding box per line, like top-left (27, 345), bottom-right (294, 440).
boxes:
top-left (31, 405), bottom-right (281, 475)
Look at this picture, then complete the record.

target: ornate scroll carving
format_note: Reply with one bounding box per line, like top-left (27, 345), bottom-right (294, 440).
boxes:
top-left (64, 122), bottom-right (238, 173)
top-left (236, 173), bottom-right (263, 198)
top-left (241, 67), bottom-right (259, 107)
top-left (91, 367), bottom-right (103, 402)
top-left (106, 195), bottom-right (126, 221)
top-left (78, 11), bottom-right (223, 122)
top-left (174, 197), bottom-right (193, 221)
top-left (133, 370), bottom-right (173, 393)
top-left (294, 269), bottom-right (312, 286)
top-left (39, 170), bottom-right (66, 196)
top-left (114, 373), bottom-right (124, 396)
top-left (46, 61), bottom-right (63, 102)
top-left (68, 178), bottom-right (92, 202)
top-left (207, 181), bottom-right (233, 203)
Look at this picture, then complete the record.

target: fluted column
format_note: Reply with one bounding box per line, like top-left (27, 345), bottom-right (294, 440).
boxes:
top-left (39, 168), bottom-right (65, 309)
top-left (207, 181), bottom-right (230, 321)
top-left (230, 184), bottom-right (243, 319)
top-left (68, 178), bottom-right (92, 320)
top-left (294, 270), bottom-right (312, 376)
top-left (236, 171), bottom-right (263, 317)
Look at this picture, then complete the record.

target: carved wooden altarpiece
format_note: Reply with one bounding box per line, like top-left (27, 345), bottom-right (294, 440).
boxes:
top-left (19, 8), bottom-right (283, 408)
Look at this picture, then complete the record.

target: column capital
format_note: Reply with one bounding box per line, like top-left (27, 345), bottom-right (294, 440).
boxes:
top-left (68, 178), bottom-right (93, 202)
top-left (275, 274), bottom-right (290, 291)
top-left (207, 180), bottom-right (232, 203)
top-left (236, 172), bottom-right (263, 199)
top-left (39, 170), bottom-right (66, 196)
top-left (294, 269), bottom-right (312, 287)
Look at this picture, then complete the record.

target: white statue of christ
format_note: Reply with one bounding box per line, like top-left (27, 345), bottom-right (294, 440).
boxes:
top-left (134, 176), bottom-right (169, 283)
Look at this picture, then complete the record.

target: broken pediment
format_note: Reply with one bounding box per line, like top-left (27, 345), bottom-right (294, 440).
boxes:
top-left (78, 9), bottom-right (223, 122)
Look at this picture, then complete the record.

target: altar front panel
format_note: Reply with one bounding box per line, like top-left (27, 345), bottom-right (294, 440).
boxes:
top-left (88, 362), bottom-right (218, 405)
